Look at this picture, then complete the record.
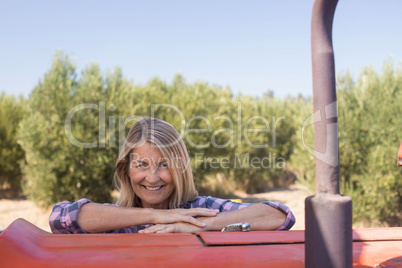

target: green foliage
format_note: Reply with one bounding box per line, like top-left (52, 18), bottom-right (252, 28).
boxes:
top-left (338, 63), bottom-right (402, 225)
top-left (290, 62), bottom-right (402, 226)
top-left (0, 94), bottom-right (26, 191)
top-left (17, 52), bottom-right (134, 206)
top-left (283, 96), bottom-right (316, 191)
top-left (225, 95), bottom-right (296, 193)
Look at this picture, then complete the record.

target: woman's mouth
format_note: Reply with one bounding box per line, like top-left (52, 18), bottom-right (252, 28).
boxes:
top-left (143, 185), bottom-right (164, 191)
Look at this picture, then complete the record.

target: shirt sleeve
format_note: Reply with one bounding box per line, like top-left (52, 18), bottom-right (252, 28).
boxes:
top-left (49, 199), bottom-right (147, 234)
top-left (49, 198), bottom-right (92, 234)
top-left (189, 196), bottom-right (295, 231)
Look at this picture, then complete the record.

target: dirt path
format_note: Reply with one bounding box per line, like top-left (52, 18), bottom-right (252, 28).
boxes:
top-left (0, 199), bottom-right (53, 232)
top-left (0, 184), bottom-right (310, 232)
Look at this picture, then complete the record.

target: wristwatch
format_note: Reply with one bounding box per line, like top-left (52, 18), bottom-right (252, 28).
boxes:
top-left (221, 223), bottom-right (251, 232)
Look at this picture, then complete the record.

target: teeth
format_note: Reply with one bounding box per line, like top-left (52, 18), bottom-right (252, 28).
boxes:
top-left (145, 186), bottom-right (162, 191)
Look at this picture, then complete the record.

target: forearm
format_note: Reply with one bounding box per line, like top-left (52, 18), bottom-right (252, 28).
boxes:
top-left (77, 203), bottom-right (154, 233)
top-left (76, 203), bottom-right (217, 233)
top-left (200, 203), bottom-right (286, 231)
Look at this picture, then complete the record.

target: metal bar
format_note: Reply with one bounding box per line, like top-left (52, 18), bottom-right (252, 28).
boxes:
top-left (311, 0), bottom-right (339, 195)
top-left (305, 0), bottom-right (353, 267)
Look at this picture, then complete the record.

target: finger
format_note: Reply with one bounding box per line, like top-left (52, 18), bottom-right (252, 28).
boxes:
top-left (156, 226), bottom-right (176, 233)
top-left (181, 216), bottom-right (206, 228)
top-left (148, 225), bottom-right (167, 233)
top-left (140, 225), bottom-right (167, 233)
top-left (184, 208), bottom-right (220, 217)
top-left (141, 228), bottom-right (159, 233)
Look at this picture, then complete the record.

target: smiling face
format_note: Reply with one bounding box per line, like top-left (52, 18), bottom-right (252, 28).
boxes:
top-left (128, 142), bottom-right (174, 209)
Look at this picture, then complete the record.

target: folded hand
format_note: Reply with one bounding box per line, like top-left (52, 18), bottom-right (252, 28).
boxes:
top-left (139, 222), bottom-right (202, 233)
top-left (152, 208), bottom-right (219, 228)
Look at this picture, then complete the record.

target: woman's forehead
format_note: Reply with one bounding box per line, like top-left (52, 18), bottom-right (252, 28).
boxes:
top-left (130, 142), bottom-right (167, 160)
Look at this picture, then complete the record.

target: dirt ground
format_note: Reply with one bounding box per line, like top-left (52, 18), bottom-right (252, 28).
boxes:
top-left (0, 184), bottom-right (310, 232)
top-left (0, 198), bottom-right (53, 232)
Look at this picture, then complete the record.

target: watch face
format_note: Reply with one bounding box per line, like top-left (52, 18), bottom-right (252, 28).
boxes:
top-left (221, 223), bottom-right (251, 232)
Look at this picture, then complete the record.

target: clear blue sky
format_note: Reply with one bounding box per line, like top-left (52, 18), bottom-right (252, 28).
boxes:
top-left (1, 0), bottom-right (401, 99)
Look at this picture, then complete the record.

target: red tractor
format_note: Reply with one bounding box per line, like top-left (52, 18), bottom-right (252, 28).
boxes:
top-left (1, 1), bottom-right (401, 267)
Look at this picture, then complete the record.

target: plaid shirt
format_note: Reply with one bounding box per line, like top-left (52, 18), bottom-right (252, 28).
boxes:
top-left (49, 196), bottom-right (295, 234)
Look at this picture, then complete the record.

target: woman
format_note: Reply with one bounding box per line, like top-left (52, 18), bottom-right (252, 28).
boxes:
top-left (50, 118), bottom-right (295, 234)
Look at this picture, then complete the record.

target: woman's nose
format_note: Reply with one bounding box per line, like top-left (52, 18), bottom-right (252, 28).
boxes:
top-left (145, 169), bottom-right (160, 183)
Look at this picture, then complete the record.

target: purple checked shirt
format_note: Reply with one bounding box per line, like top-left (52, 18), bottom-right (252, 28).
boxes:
top-left (49, 196), bottom-right (296, 234)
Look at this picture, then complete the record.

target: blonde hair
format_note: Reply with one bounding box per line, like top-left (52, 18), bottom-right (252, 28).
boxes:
top-left (114, 117), bottom-right (198, 208)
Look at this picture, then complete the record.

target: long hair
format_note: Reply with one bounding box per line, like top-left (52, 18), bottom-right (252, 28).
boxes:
top-left (114, 117), bottom-right (197, 208)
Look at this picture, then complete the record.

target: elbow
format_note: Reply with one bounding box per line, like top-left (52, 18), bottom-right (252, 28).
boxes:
top-left (276, 211), bottom-right (288, 230)
top-left (49, 206), bottom-right (67, 234)
top-left (276, 208), bottom-right (295, 231)
top-left (258, 203), bottom-right (296, 231)
top-left (48, 201), bottom-right (78, 234)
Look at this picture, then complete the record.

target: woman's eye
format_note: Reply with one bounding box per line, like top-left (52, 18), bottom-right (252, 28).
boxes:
top-left (160, 162), bottom-right (169, 168)
top-left (134, 162), bottom-right (147, 168)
